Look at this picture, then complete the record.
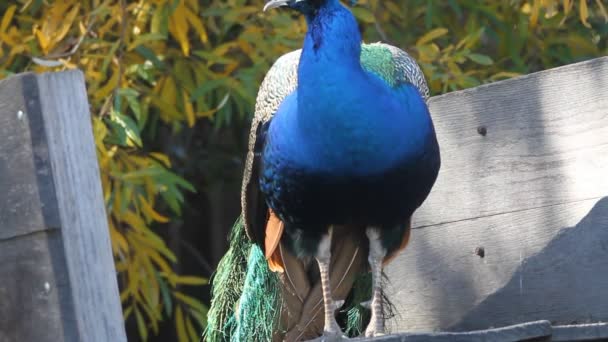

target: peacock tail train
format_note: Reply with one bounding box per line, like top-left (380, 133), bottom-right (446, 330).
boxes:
top-left (205, 218), bottom-right (395, 341)
top-left (204, 217), bottom-right (251, 341)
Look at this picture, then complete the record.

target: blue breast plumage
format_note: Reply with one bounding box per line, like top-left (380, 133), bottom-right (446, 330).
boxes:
top-left (261, 136), bottom-right (439, 227)
top-left (259, 47), bottom-right (440, 254)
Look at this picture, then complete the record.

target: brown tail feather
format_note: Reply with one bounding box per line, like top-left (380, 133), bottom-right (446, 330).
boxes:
top-left (262, 210), bottom-right (370, 341)
top-left (264, 213), bottom-right (411, 340)
top-left (383, 217), bottom-right (412, 266)
top-left (277, 225), bottom-right (367, 341)
top-left (265, 210), bottom-right (284, 260)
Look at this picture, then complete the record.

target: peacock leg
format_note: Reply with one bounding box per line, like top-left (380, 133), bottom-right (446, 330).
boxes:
top-left (315, 228), bottom-right (344, 338)
top-left (365, 227), bottom-right (387, 337)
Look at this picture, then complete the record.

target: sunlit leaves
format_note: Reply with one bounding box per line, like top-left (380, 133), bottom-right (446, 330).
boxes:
top-left (362, 0), bottom-right (606, 94)
top-left (0, 1), bottom-right (212, 341)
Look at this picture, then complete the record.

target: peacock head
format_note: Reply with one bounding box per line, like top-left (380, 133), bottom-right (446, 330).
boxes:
top-left (263, 0), bottom-right (357, 17)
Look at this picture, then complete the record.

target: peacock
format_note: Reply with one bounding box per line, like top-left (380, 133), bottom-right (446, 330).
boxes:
top-left (205, 0), bottom-right (440, 340)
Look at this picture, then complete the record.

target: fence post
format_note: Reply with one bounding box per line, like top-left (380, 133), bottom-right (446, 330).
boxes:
top-left (0, 71), bottom-right (126, 342)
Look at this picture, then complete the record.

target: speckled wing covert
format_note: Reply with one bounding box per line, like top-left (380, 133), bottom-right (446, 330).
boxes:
top-left (241, 42), bottom-right (430, 245)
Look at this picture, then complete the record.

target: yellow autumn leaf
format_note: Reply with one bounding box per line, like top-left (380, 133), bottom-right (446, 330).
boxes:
top-left (160, 76), bottom-right (177, 107)
top-left (52, 3), bottom-right (80, 48)
top-left (173, 292), bottom-right (207, 315)
top-left (138, 194), bottom-right (170, 223)
top-left (0, 5), bottom-right (16, 34)
top-left (122, 209), bottom-right (148, 231)
top-left (168, 2), bottom-right (190, 56)
top-left (183, 91), bottom-right (196, 127)
top-left (143, 247), bottom-right (174, 276)
top-left (136, 227), bottom-right (178, 262)
top-left (175, 306), bottom-right (187, 342)
top-left (34, 27), bottom-right (51, 53)
top-left (596, 0), bottom-right (608, 22)
top-left (94, 67), bottom-right (119, 101)
top-left (110, 223), bottom-right (130, 253)
top-left (185, 8), bottom-right (208, 44)
top-left (172, 276), bottom-right (208, 286)
top-left (149, 152), bottom-right (171, 167)
top-left (416, 28), bottom-right (448, 46)
top-left (529, 0), bottom-right (541, 28)
top-left (580, 0), bottom-right (591, 27)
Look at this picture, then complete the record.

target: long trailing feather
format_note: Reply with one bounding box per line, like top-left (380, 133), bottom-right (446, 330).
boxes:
top-left (204, 217), bottom-right (251, 342)
top-left (234, 245), bottom-right (282, 342)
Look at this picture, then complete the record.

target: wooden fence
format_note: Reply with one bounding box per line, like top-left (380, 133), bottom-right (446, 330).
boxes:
top-left (383, 56), bottom-right (608, 340)
top-left (0, 71), bottom-right (126, 342)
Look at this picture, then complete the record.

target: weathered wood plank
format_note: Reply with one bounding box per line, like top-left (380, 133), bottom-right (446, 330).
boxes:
top-left (0, 231), bottom-right (77, 341)
top-left (0, 72), bottom-right (59, 240)
top-left (553, 322), bottom-right (608, 341)
top-left (36, 71), bottom-right (126, 342)
top-left (415, 56), bottom-right (608, 227)
top-left (0, 71), bottom-right (126, 342)
top-left (387, 198), bottom-right (608, 332)
top-left (366, 320), bottom-right (552, 342)
top-left (386, 57), bottom-right (608, 333)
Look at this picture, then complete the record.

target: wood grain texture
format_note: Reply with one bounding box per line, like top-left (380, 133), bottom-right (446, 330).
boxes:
top-left (363, 320), bottom-right (552, 342)
top-left (553, 322), bottom-right (608, 341)
top-left (416, 56), bottom-right (608, 227)
top-left (0, 73), bottom-right (59, 241)
top-left (386, 57), bottom-right (608, 333)
top-left (36, 70), bottom-right (126, 342)
top-left (0, 231), bottom-right (77, 342)
top-left (0, 71), bottom-right (126, 342)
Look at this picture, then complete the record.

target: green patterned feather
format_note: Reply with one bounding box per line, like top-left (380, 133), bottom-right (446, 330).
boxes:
top-left (204, 217), bottom-right (251, 341)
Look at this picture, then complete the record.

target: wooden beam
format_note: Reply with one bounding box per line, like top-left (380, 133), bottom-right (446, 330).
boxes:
top-left (0, 71), bottom-right (126, 342)
top-left (553, 323), bottom-right (608, 341)
top-left (365, 320), bottom-right (552, 342)
top-left (386, 57), bottom-right (608, 332)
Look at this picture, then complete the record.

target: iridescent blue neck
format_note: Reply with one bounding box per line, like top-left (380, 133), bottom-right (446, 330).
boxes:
top-left (297, 0), bottom-right (363, 102)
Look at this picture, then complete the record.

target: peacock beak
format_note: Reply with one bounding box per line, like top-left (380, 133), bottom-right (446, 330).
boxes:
top-left (263, 0), bottom-right (301, 11)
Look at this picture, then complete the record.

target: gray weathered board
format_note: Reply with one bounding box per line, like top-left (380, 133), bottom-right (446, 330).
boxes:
top-left (0, 71), bottom-right (126, 342)
top-left (385, 56), bottom-right (608, 333)
top-left (355, 321), bottom-right (608, 341)
top-left (367, 320), bottom-right (553, 342)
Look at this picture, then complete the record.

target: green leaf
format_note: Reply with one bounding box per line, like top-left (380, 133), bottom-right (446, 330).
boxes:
top-left (108, 109), bottom-right (143, 147)
top-left (134, 306), bottom-right (148, 341)
top-left (351, 7), bottom-right (375, 23)
top-left (128, 33), bottom-right (166, 51)
top-left (155, 271), bottom-right (173, 317)
top-left (467, 53), bottom-right (494, 65)
top-left (135, 45), bottom-right (165, 69)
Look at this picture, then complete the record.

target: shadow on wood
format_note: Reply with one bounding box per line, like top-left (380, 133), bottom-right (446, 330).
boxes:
top-left (451, 197), bottom-right (608, 331)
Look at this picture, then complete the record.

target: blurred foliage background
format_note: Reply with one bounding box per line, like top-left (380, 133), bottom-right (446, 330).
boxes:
top-left (0, 0), bottom-right (606, 341)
